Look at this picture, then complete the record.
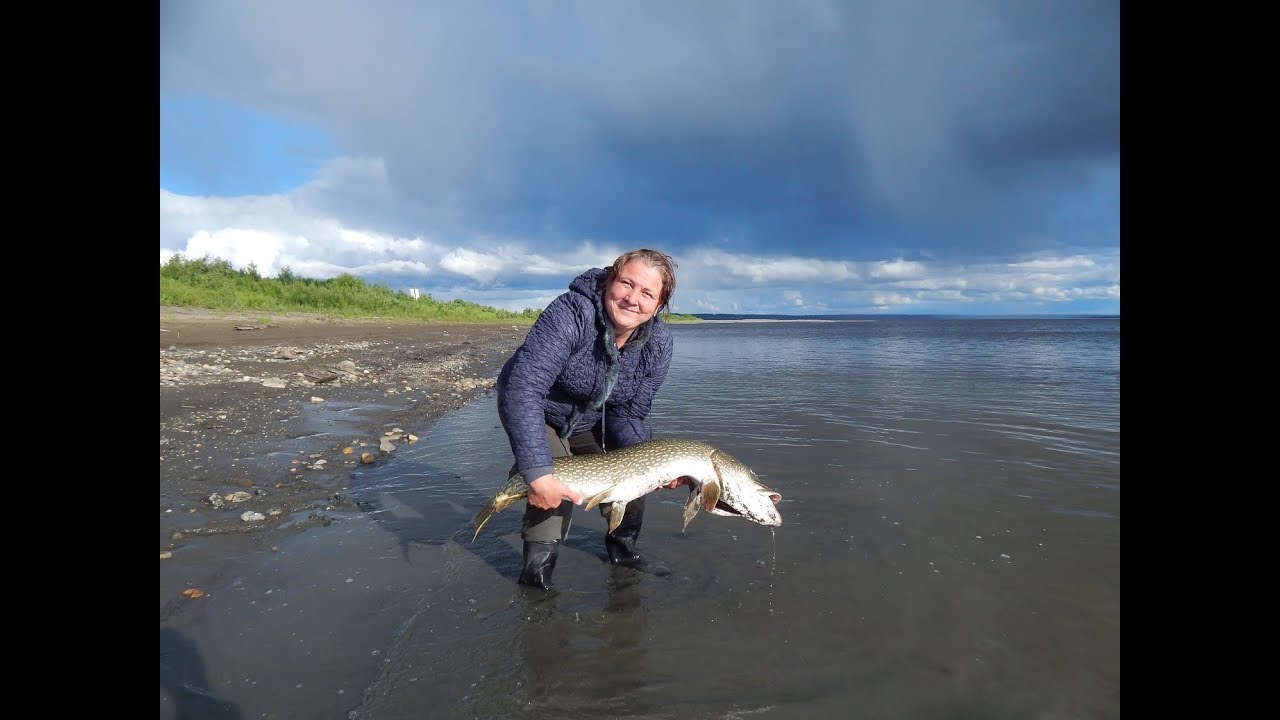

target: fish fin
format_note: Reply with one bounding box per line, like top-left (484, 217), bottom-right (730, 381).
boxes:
top-left (700, 479), bottom-right (721, 512)
top-left (471, 506), bottom-right (494, 542)
top-left (607, 501), bottom-right (628, 533)
top-left (705, 453), bottom-right (733, 512)
top-left (471, 492), bottom-right (527, 542)
top-left (583, 489), bottom-right (611, 511)
top-left (681, 489), bottom-right (701, 533)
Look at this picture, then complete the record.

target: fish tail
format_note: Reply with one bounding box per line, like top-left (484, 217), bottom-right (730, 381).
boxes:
top-left (471, 503), bottom-right (497, 542)
top-left (471, 491), bottom-right (526, 542)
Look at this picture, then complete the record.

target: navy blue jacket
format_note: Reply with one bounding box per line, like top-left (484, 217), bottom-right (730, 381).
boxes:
top-left (497, 267), bottom-right (674, 484)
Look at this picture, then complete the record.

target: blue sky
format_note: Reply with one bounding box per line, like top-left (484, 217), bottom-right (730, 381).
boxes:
top-left (160, 1), bottom-right (1119, 316)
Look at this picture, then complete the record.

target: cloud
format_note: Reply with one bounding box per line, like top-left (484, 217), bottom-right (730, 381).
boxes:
top-left (160, 0), bottom-right (1119, 315)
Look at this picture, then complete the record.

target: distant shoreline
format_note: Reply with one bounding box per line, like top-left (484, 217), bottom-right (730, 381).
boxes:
top-left (689, 318), bottom-right (863, 323)
top-left (684, 315), bottom-right (1118, 322)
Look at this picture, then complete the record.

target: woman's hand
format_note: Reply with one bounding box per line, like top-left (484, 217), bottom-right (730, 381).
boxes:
top-left (527, 474), bottom-right (584, 509)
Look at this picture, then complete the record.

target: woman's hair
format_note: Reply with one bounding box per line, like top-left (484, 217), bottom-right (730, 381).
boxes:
top-left (604, 248), bottom-right (678, 313)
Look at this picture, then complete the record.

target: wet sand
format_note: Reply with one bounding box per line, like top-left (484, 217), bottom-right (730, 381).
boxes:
top-left (159, 307), bottom-right (529, 626)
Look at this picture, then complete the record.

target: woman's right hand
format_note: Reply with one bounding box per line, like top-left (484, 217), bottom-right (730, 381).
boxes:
top-left (527, 474), bottom-right (584, 509)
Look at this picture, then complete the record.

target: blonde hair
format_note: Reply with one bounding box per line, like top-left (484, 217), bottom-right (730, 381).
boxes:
top-left (604, 248), bottom-right (678, 313)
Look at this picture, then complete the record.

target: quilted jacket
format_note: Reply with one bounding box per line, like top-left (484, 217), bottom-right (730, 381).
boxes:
top-left (497, 267), bottom-right (674, 484)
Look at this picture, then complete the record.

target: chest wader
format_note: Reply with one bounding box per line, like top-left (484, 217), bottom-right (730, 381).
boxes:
top-left (515, 425), bottom-right (606, 590)
top-left (518, 540), bottom-right (560, 591)
top-left (516, 422), bottom-right (651, 589)
top-left (604, 495), bottom-right (646, 567)
top-left (517, 312), bottom-right (657, 589)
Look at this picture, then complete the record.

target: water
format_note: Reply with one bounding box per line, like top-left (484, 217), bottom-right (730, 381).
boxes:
top-left (161, 318), bottom-right (1119, 719)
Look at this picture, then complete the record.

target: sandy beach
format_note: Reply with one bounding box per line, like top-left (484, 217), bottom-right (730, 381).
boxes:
top-left (159, 307), bottom-right (529, 626)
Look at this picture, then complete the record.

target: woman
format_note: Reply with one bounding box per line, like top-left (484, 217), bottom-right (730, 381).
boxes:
top-left (496, 248), bottom-right (680, 590)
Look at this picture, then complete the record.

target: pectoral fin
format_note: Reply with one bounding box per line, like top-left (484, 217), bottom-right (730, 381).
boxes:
top-left (583, 489), bottom-right (610, 511)
top-left (700, 479), bottom-right (721, 512)
top-left (681, 489), bottom-right (701, 533)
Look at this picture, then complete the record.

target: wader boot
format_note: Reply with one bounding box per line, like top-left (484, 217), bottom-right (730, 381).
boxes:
top-left (518, 541), bottom-right (560, 590)
top-left (605, 497), bottom-right (646, 568)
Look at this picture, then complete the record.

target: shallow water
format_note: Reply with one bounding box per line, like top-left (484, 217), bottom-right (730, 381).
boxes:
top-left (160, 318), bottom-right (1119, 719)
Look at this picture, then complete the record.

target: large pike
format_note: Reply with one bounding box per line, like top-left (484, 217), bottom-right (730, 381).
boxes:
top-left (472, 438), bottom-right (782, 541)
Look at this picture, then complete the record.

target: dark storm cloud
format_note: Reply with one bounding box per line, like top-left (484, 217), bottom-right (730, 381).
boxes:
top-left (161, 0), bottom-right (1118, 314)
top-left (161, 0), bottom-right (1118, 260)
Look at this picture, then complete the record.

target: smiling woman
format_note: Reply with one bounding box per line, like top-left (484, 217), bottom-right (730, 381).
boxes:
top-left (494, 248), bottom-right (680, 590)
top-left (159, 95), bottom-right (336, 197)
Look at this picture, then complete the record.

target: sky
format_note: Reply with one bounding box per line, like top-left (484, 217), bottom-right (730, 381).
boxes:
top-left (159, 0), bottom-right (1119, 316)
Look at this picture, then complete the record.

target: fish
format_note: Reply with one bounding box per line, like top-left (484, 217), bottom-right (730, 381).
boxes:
top-left (472, 438), bottom-right (783, 542)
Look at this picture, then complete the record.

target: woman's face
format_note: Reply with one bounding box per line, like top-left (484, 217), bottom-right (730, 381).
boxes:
top-left (605, 259), bottom-right (664, 337)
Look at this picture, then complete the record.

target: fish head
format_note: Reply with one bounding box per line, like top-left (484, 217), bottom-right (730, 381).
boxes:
top-left (699, 448), bottom-right (782, 527)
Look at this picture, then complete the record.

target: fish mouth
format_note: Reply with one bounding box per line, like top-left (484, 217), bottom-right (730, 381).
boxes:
top-left (714, 498), bottom-right (743, 515)
top-left (711, 492), bottom-right (783, 525)
top-left (714, 493), bottom-right (781, 514)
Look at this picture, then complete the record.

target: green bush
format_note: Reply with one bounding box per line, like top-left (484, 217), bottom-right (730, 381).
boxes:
top-left (160, 255), bottom-right (537, 323)
top-left (160, 254), bottom-right (702, 324)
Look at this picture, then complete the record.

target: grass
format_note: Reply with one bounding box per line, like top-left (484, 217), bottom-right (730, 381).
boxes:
top-left (160, 255), bottom-right (701, 324)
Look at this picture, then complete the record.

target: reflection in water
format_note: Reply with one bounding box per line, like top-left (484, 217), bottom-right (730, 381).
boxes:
top-left (591, 570), bottom-right (651, 705)
top-left (159, 628), bottom-right (242, 720)
top-left (513, 569), bottom-right (652, 717)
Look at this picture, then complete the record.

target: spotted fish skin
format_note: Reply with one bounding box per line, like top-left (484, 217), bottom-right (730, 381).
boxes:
top-left (472, 438), bottom-right (783, 541)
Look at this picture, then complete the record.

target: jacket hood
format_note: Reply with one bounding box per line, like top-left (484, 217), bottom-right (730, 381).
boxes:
top-left (568, 267), bottom-right (609, 300)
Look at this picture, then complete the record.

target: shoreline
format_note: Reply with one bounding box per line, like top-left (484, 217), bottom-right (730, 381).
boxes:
top-left (159, 307), bottom-right (529, 625)
top-left (159, 308), bottom-right (857, 624)
top-left (691, 318), bottom-right (865, 323)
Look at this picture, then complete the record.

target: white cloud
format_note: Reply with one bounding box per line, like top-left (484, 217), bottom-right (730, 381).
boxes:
top-left (161, 188), bottom-right (1119, 315)
top-left (869, 259), bottom-right (926, 279)
top-left (689, 248), bottom-right (858, 286)
top-left (183, 228), bottom-right (286, 275)
top-left (439, 248), bottom-right (509, 285)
